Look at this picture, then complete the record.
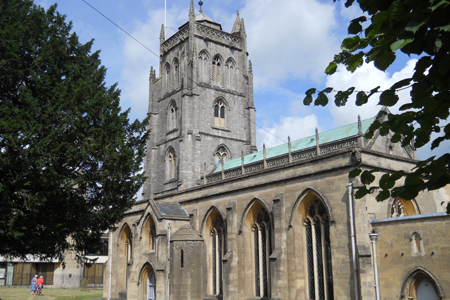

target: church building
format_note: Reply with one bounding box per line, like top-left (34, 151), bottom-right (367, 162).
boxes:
top-left (103, 1), bottom-right (450, 299)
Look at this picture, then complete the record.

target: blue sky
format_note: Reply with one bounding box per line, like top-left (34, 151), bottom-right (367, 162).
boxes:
top-left (36, 0), bottom-right (448, 160)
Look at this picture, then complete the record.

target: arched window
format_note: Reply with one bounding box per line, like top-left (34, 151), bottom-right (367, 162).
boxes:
top-left (212, 55), bottom-right (222, 84)
top-left (126, 230), bottom-right (132, 263)
top-left (225, 58), bottom-right (235, 87)
top-left (401, 267), bottom-right (443, 300)
top-left (166, 148), bottom-right (176, 180)
top-left (390, 198), bottom-right (418, 218)
top-left (167, 102), bottom-right (177, 131)
top-left (140, 263), bottom-right (156, 300)
top-left (211, 215), bottom-right (225, 295)
top-left (164, 62), bottom-right (171, 92)
top-left (215, 146), bottom-right (228, 163)
top-left (253, 208), bottom-right (271, 298)
top-left (411, 232), bottom-right (423, 256)
top-left (172, 58), bottom-right (179, 89)
top-left (142, 215), bottom-right (157, 252)
top-left (198, 50), bottom-right (209, 82)
top-left (304, 199), bottom-right (333, 300)
top-left (214, 100), bottom-right (226, 127)
top-left (147, 270), bottom-right (156, 300)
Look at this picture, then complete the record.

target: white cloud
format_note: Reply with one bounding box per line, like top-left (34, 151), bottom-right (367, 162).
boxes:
top-left (326, 59), bottom-right (417, 127)
top-left (239, 0), bottom-right (340, 89)
top-left (257, 114), bottom-right (319, 149)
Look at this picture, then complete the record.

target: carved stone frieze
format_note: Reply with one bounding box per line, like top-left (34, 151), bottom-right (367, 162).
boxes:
top-left (320, 138), bottom-right (358, 155)
top-left (196, 24), bottom-right (241, 48)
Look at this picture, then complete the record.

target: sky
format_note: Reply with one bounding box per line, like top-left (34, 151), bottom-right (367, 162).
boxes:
top-left (36, 0), bottom-right (449, 161)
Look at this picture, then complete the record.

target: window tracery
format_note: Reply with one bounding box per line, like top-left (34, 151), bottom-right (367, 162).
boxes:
top-left (225, 58), bottom-right (235, 87)
top-left (166, 148), bottom-right (176, 180)
top-left (214, 100), bottom-right (226, 127)
top-left (253, 208), bottom-right (271, 298)
top-left (215, 146), bottom-right (228, 163)
top-left (304, 199), bottom-right (334, 300)
top-left (198, 50), bottom-right (209, 82)
top-left (212, 56), bottom-right (222, 84)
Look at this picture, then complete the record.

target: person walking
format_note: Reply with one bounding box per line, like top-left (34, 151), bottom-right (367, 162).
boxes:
top-left (36, 275), bottom-right (44, 296)
top-left (30, 274), bottom-right (38, 295)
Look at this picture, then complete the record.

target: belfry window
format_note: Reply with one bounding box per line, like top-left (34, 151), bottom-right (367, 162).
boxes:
top-left (211, 215), bottom-right (225, 295)
top-left (166, 148), bottom-right (176, 180)
top-left (214, 100), bottom-right (225, 127)
top-left (167, 102), bottom-right (177, 131)
top-left (212, 56), bottom-right (222, 84)
top-left (304, 199), bottom-right (333, 300)
top-left (253, 208), bottom-right (271, 298)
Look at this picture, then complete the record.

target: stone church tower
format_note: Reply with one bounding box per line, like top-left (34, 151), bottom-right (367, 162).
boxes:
top-left (142, 0), bottom-right (256, 199)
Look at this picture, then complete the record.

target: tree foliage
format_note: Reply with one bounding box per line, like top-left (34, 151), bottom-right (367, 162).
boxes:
top-left (0, 0), bottom-right (149, 260)
top-left (304, 0), bottom-right (450, 212)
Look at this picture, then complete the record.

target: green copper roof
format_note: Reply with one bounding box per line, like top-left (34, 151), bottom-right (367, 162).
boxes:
top-left (213, 116), bottom-right (375, 173)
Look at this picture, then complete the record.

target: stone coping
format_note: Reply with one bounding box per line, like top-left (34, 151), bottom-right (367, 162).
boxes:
top-left (370, 212), bottom-right (449, 224)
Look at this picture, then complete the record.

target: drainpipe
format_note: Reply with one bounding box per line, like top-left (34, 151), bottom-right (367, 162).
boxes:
top-left (108, 229), bottom-right (112, 300)
top-left (347, 183), bottom-right (360, 300)
top-left (167, 222), bottom-right (171, 300)
top-left (369, 229), bottom-right (380, 300)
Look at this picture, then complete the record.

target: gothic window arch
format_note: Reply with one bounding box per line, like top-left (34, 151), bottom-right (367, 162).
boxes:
top-left (390, 198), bottom-right (418, 218)
top-left (139, 263), bottom-right (156, 300)
top-left (225, 57), bottom-right (235, 87)
top-left (142, 215), bottom-right (157, 252)
top-left (164, 62), bottom-right (171, 92)
top-left (212, 55), bottom-right (222, 84)
top-left (165, 148), bottom-right (177, 180)
top-left (198, 50), bottom-right (210, 82)
top-left (401, 267), bottom-right (443, 300)
top-left (304, 199), bottom-right (334, 300)
top-left (167, 101), bottom-right (177, 131)
top-left (172, 57), bottom-right (179, 89)
top-left (214, 146), bottom-right (229, 164)
top-left (211, 215), bottom-right (225, 295)
top-left (252, 208), bottom-right (272, 298)
top-left (410, 232), bottom-right (424, 256)
top-left (119, 224), bottom-right (132, 291)
top-left (214, 100), bottom-right (226, 127)
top-left (148, 270), bottom-right (156, 300)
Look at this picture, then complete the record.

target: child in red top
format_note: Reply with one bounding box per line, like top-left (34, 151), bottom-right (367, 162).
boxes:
top-left (36, 276), bottom-right (44, 296)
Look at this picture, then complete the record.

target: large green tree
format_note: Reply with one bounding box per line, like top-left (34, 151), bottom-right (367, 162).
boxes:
top-left (304, 0), bottom-right (450, 211)
top-left (0, 0), bottom-right (148, 260)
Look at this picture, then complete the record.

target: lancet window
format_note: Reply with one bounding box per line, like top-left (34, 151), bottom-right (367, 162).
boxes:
top-left (166, 148), bottom-right (176, 180)
top-left (167, 102), bottom-right (177, 131)
top-left (212, 55), bottom-right (222, 84)
top-left (225, 58), bottom-right (235, 87)
top-left (211, 215), bottom-right (225, 295)
top-left (304, 199), bottom-right (333, 300)
top-left (147, 270), bottom-right (156, 300)
top-left (172, 58), bottom-right (179, 89)
top-left (198, 50), bottom-right (209, 82)
top-left (126, 230), bottom-right (132, 263)
top-left (214, 100), bottom-right (226, 127)
top-left (164, 62), bottom-right (171, 92)
top-left (253, 208), bottom-right (272, 298)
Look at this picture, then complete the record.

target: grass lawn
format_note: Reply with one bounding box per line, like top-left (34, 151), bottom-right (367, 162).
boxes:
top-left (0, 287), bottom-right (103, 300)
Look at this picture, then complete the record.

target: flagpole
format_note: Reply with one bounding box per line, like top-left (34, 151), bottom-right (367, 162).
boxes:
top-left (164, 0), bottom-right (166, 39)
